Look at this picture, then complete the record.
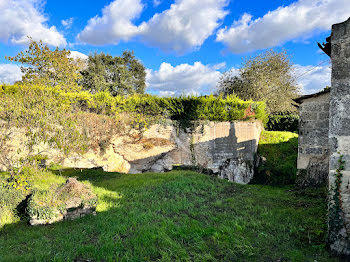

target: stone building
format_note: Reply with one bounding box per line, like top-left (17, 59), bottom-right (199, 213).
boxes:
top-left (327, 18), bottom-right (350, 256)
top-left (294, 89), bottom-right (330, 187)
top-left (295, 18), bottom-right (350, 256)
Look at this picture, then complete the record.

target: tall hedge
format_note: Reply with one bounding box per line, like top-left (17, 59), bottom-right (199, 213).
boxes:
top-left (1, 85), bottom-right (267, 128)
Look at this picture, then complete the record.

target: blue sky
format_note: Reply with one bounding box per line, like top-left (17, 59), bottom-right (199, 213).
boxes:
top-left (0, 0), bottom-right (347, 95)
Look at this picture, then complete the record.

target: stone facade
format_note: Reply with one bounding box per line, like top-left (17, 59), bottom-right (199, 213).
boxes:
top-left (295, 18), bottom-right (350, 257)
top-left (328, 18), bottom-right (350, 256)
top-left (295, 91), bottom-right (330, 187)
top-left (1, 121), bottom-right (263, 184)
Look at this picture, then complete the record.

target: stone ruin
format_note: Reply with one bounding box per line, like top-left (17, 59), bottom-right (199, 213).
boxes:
top-left (295, 18), bottom-right (350, 256)
top-left (1, 121), bottom-right (263, 185)
top-left (28, 178), bottom-right (97, 226)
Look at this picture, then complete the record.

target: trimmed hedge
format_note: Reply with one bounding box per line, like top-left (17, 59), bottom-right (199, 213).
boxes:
top-left (1, 85), bottom-right (267, 127)
top-left (266, 112), bottom-right (299, 132)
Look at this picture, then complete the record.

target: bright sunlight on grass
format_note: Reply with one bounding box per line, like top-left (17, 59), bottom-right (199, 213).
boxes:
top-left (0, 169), bottom-right (339, 261)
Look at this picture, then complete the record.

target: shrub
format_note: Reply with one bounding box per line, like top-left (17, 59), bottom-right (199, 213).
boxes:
top-left (0, 84), bottom-right (87, 178)
top-left (0, 175), bottom-right (28, 227)
top-left (266, 112), bottom-right (299, 132)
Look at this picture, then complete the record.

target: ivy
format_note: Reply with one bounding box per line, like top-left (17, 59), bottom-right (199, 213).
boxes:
top-left (328, 154), bottom-right (349, 246)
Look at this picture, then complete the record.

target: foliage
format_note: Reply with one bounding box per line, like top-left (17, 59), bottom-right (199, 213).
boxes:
top-left (0, 169), bottom-right (338, 261)
top-left (0, 167), bottom-right (67, 228)
top-left (0, 175), bottom-right (27, 227)
top-left (27, 178), bottom-right (97, 222)
top-left (0, 84), bottom-right (87, 178)
top-left (2, 85), bottom-right (267, 130)
top-left (253, 131), bottom-right (299, 185)
top-left (328, 154), bottom-right (349, 246)
top-left (81, 51), bottom-right (146, 96)
top-left (218, 49), bottom-right (300, 113)
top-left (266, 112), bottom-right (299, 132)
top-left (6, 38), bottom-right (83, 91)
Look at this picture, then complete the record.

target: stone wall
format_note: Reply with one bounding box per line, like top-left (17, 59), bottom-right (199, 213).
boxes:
top-left (328, 18), bottom-right (350, 256)
top-left (1, 121), bottom-right (263, 184)
top-left (296, 92), bottom-right (330, 187)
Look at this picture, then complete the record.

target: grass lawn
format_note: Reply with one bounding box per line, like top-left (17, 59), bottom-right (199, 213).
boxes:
top-left (254, 131), bottom-right (299, 185)
top-left (0, 169), bottom-right (340, 262)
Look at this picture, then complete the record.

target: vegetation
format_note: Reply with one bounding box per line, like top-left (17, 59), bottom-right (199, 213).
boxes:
top-left (6, 38), bottom-right (83, 91)
top-left (0, 169), bottom-right (338, 262)
top-left (0, 84), bottom-right (87, 181)
top-left (1, 84), bottom-right (267, 128)
top-left (0, 83), bottom-right (266, 193)
top-left (81, 51), bottom-right (146, 96)
top-left (253, 131), bottom-right (299, 185)
top-left (266, 112), bottom-right (299, 132)
top-left (218, 50), bottom-right (300, 113)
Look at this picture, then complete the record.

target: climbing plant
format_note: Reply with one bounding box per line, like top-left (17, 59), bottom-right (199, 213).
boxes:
top-left (328, 154), bottom-right (349, 246)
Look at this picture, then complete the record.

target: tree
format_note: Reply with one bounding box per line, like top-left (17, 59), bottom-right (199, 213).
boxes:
top-left (81, 51), bottom-right (146, 96)
top-left (6, 38), bottom-right (83, 91)
top-left (217, 50), bottom-right (300, 113)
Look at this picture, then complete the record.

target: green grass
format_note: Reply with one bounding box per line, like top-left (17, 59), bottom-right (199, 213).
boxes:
top-left (0, 169), bottom-right (339, 262)
top-left (253, 131), bottom-right (299, 185)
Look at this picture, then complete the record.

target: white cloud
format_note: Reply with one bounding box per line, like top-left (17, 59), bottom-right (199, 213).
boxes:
top-left (69, 51), bottom-right (88, 60)
top-left (61, 17), bottom-right (74, 29)
top-left (216, 0), bottom-right (350, 53)
top-left (78, 0), bottom-right (228, 54)
top-left (294, 63), bottom-right (331, 94)
top-left (139, 0), bottom-right (228, 53)
top-left (0, 0), bottom-right (66, 47)
top-left (0, 64), bottom-right (22, 84)
top-left (77, 0), bottom-right (144, 45)
top-left (153, 0), bottom-right (162, 7)
top-left (146, 62), bottom-right (223, 96)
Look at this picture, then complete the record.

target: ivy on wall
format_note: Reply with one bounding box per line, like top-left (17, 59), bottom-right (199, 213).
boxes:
top-left (328, 154), bottom-right (350, 249)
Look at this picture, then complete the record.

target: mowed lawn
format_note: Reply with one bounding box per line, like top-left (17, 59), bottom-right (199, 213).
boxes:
top-left (0, 169), bottom-right (340, 262)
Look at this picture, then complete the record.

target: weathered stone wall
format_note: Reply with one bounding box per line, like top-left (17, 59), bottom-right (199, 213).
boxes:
top-left (328, 18), bottom-right (350, 256)
top-left (297, 92), bottom-right (330, 186)
top-left (1, 121), bottom-right (263, 184)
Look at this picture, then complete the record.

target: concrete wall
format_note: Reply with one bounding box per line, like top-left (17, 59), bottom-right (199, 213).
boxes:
top-left (1, 121), bottom-right (263, 184)
top-left (297, 92), bottom-right (330, 186)
top-left (328, 18), bottom-right (350, 256)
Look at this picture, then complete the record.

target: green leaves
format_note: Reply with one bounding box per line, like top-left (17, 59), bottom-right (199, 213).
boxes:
top-left (6, 38), bottom-right (83, 92)
top-left (81, 51), bottom-right (146, 96)
top-left (218, 49), bottom-right (300, 113)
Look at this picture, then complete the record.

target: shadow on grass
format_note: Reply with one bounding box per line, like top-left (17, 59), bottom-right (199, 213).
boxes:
top-left (251, 137), bottom-right (298, 186)
top-left (0, 168), bottom-right (341, 262)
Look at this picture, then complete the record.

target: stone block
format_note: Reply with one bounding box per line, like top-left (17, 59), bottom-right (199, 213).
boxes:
top-left (305, 147), bottom-right (323, 155)
top-left (318, 111), bottom-right (329, 120)
top-left (329, 154), bottom-right (350, 171)
top-left (329, 137), bottom-right (338, 154)
top-left (302, 112), bottom-right (318, 121)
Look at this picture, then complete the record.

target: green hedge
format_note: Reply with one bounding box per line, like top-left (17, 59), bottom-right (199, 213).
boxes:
top-left (266, 113), bottom-right (299, 132)
top-left (1, 85), bottom-right (267, 128)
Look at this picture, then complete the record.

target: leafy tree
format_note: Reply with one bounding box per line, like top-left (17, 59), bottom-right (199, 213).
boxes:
top-left (217, 50), bottom-right (300, 113)
top-left (81, 51), bottom-right (146, 96)
top-left (6, 38), bottom-right (83, 91)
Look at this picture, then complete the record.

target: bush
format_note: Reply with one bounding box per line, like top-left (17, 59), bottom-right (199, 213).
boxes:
top-left (266, 112), bottom-right (299, 132)
top-left (252, 131), bottom-right (298, 185)
top-left (0, 175), bottom-right (28, 227)
top-left (0, 167), bottom-right (67, 228)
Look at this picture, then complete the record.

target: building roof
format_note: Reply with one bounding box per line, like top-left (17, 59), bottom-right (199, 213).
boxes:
top-left (293, 89), bottom-right (330, 104)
